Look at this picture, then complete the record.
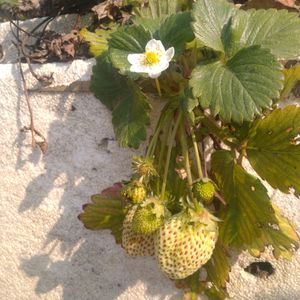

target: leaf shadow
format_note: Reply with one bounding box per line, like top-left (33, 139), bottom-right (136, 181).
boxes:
top-left (16, 63), bottom-right (181, 300)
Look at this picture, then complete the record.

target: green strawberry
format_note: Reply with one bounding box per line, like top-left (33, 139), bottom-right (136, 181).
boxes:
top-left (121, 181), bottom-right (146, 204)
top-left (132, 197), bottom-right (166, 235)
top-left (154, 207), bottom-right (219, 279)
top-left (192, 178), bottom-right (216, 204)
top-left (122, 205), bottom-right (155, 256)
top-left (131, 155), bottom-right (158, 178)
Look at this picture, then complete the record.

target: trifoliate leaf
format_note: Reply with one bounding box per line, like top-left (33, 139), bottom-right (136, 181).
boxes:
top-left (248, 204), bottom-right (299, 259)
top-left (78, 183), bottom-right (125, 243)
top-left (281, 64), bottom-right (300, 100)
top-left (91, 53), bottom-right (151, 148)
top-left (190, 46), bottom-right (283, 122)
top-left (80, 26), bottom-right (117, 57)
top-left (246, 105), bottom-right (300, 195)
top-left (211, 150), bottom-right (278, 247)
top-left (192, 0), bottom-right (236, 53)
top-left (109, 25), bottom-right (151, 73)
top-left (231, 9), bottom-right (300, 59)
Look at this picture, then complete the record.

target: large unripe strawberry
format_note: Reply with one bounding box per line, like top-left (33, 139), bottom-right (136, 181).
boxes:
top-left (131, 197), bottom-right (167, 235)
top-left (121, 181), bottom-right (146, 204)
top-left (154, 207), bottom-right (219, 279)
top-left (192, 178), bottom-right (216, 204)
top-left (122, 205), bottom-right (155, 256)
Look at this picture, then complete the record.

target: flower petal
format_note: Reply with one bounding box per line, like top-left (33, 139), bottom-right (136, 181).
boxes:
top-left (128, 53), bottom-right (145, 65)
top-left (130, 64), bottom-right (148, 73)
top-left (149, 72), bottom-right (161, 78)
top-left (165, 47), bottom-right (175, 62)
top-left (152, 59), bottom-right (170, 73)
top-left (145, 39), bottom-right (165, 54)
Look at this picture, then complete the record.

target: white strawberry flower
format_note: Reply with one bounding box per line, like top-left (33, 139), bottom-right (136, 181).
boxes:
top-left (127, 39), bottom-right (175, 79)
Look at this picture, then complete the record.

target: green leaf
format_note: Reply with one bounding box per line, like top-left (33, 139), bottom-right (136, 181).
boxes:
top-left (179, 87), bottom-right (198, 114)
top-left (133, 16), bottom-right (162, 33)
top-left (109, 25), bottom-right (152, 73)
top-left (78, 183), bottom-right (125, 243)
top-left (135, 0), bottom-right (179, 19)
top-left (0, 0), bottom-right (18, 6)
top-left (211, 150), bottom-right (277, 247)
top-left (134, 11), bottom-right (194, 56)
top-left (231, 9), bottom-right (300, 59)
top-left (192, 0), bottom-right (236, 53)
top-left (205, 241), bottom-right (230, 289)
top-left (80, 26), bottom-right (117, 57)
top-left (281, 64), bottom-right (300, 100)
top-left (246, 105), bottom-right (300, 194)
top-left (112, 80), bottom-right (151, 148)
top-left (156, 12), bottom-right (194, 55)
top-left (202, 286), bottom-right (227, 300)
top-left (91, 53), bottom-right (151, 148)
top-left (190, 46), bottom-right (283, 122)
top-left (248, 204), bottom-right (299, 259)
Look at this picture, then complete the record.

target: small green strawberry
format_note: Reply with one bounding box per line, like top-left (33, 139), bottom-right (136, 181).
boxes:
top-left (121, 181), bottom-right (146, 204)
top-left (154, 206), bottom-right (219, 279)
top-left (122, 205), bottom-right (155, 256)
top-left (132, 197), bottom-right (167, 235)
top-left (192, 178), bottom-right (216, 204)
top-left (131, 155), bottom-right (158, 178)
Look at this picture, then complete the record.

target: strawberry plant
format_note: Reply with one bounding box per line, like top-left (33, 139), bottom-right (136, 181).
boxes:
top-left (78, 0), bottom-right (300, 298)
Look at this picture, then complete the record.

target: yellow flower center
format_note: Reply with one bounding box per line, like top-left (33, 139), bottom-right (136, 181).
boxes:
top-left (145, 51), bottom-right (160, 65)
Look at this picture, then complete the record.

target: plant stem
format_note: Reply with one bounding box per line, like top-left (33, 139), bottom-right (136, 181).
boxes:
top-left (160, 111), bottom-right (182, 200)
top-left (179, 121), bottom-right (201, 211)
top-left (190, 125), bottom-right (203, 180)
top-left (155, 78), bottom-right (162, 97)
top-left (156, 114), bottom-right (173, 194)
top-left (146, 104), bottom-right (174, 158)
top-left (179, 123), bottom-right (193, 188)
top-left (199, 111), bottom-right (236, 148)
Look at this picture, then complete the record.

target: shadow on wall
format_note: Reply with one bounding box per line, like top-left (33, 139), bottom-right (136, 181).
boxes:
top-left (14, 64), bottom-right (180, 300)
top-left (253, 290), bottom-right (299, 300)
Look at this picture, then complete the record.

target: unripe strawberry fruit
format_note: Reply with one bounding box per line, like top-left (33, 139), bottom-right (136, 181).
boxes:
top-left (154, 208), bottom-right (218, 279)
top-left (122, 205), bottom-right (155, 256)
top-left (121, 181), bottom-right (146, 204)
top-left (132, 197), bottom-right (166, 235)
top-left (192, 179), bottom-right (215, 204)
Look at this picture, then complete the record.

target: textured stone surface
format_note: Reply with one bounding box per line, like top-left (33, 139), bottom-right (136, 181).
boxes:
top-left (0, 18), bottom-right (300, 300)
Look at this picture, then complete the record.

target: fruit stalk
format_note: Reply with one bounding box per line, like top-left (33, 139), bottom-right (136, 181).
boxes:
top-left (190, 124), bottom-right (203, 180)
top-left (160, 110), bottom-right (182, 200)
